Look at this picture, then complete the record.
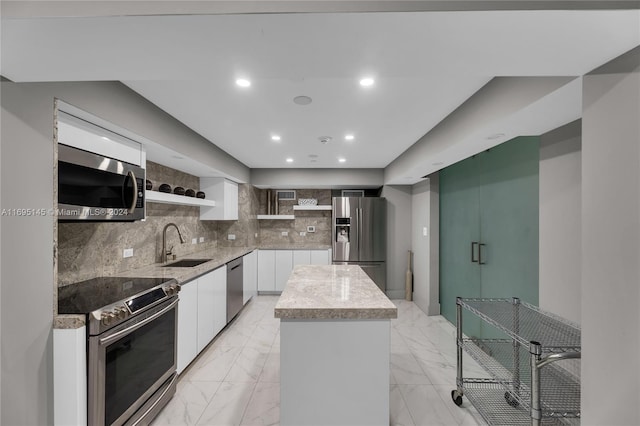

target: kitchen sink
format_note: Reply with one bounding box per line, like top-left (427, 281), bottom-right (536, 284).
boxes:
top-left (163, 259), bottom-right (212, 268)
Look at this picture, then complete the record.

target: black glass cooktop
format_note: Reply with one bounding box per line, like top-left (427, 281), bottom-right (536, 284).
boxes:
top-left (58, 276), bottom-right (174, 314)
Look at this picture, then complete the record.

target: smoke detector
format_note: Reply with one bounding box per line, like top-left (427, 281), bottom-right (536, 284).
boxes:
top-left (319, 136), bottom-right (333, 144)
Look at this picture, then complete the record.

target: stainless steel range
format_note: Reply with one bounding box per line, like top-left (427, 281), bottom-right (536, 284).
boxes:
top-left (59, 276), bottom-right (181, 426)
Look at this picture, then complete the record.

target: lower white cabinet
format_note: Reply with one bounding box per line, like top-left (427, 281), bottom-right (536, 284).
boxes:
top-left (275, 251), bottom-right (294, 292)
top-left (258, 250), bottom-right (276, 292)
top-left (310, 249), bottom-right (331, 265)
top-left (243, 250), bottom-right (258, 304)
top-left (258, 249), bottom-right (331, 293)
top-left (178, 266), bottom-right (227, 374)
top-left (177, 280), bottom-right (198, 374)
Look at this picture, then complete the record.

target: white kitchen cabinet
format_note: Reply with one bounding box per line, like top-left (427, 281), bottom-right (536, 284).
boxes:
top-left (258, 249), bottom-right (331, 293)
top-left (211, 266), bottom-right (227, 339)
top-left (275, 250), bottom-right (294, 292)
top-left (197, 267), bottom-right (227, 354)
top-left (57, 109), bottom-right (145, 166)
top-left (293, 250), bottom-right (311, 266)
top-left (258, 250), bottom-right (276, 292)
top-left (310, 249), bottom-right (330, 265)
top-left (243, 250), bottom-right (258, 304)
top-left (177, 280), bottom-right (198, 374)
top-left (200, 178), bottom-right (239, 220)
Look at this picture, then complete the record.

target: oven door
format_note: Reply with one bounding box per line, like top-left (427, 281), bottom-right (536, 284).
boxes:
top-left (89, 297), bottom-right (178, 426)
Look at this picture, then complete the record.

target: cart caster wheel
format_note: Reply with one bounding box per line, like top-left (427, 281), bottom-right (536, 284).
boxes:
top-left (451, 390), bottom-right (463, 406)
top-left (504, 391), bottom-right (519, 407)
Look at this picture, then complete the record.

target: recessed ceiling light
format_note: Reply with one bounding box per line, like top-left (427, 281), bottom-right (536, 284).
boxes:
top-left (293, 95), bottom-right (312, 105)
top-left (359, 77), bottom-right (375, 87)
top-left (338, 158), bottom-right (347, 163)
top-left (345, 134), bottom-right (355, 141)
top-left (236, 78), bottom-right (251, 87)
top-left (101, 136), bottom-right (110, 141)
top-left (286, 158), bottom-right (294, 163)
top-left (271, 135), bottom-right (281, 141)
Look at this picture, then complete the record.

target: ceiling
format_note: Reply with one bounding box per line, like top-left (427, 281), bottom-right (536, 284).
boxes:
top-left (2, 7), bottom-right (639, 173)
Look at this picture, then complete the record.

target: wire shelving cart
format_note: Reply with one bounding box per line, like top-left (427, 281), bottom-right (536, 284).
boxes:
top-left (451, 297), bottom-right (581, 425)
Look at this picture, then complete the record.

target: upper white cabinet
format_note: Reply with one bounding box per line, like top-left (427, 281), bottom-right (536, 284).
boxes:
top-left (57, 110), bottom-right (145, 166)
top-left (200, 178), bottom-right (239, 221)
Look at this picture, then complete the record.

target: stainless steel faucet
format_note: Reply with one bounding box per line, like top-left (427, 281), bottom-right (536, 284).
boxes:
top-left (162, 223), bottom-right (186, 263)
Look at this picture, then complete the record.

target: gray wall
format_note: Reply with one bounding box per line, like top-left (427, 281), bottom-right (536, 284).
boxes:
top-left (0, 80), bottom-right (249, 425)
top-left (539, 120), bottom-right (582, 324)
top-left (1, 82), bottom-right (55, 426)
top-left (384, 76), bottom-right (576, 184)
top-left (380, 185), bottom-right (412, 299)
top-left (581, 47), bottom-right (640, 425)
top-left (411, 175), bottom-right (440, 315)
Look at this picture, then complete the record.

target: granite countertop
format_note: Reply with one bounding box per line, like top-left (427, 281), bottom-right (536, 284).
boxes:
top-left (274, 265), bottom-right (398, 320)
top-left (258, 244), bottom-right (332, 250)
top-left (54, 246), bottom-right (256, 329)
top-left (116, 246), bottom-right (255, 282)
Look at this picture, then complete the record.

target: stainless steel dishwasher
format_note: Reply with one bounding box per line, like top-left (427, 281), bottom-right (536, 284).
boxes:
top-left (226, 257), bottom-right (244, 323)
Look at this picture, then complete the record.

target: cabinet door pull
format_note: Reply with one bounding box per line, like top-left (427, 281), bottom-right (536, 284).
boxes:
top-left (471, 242), bottom-right (478, 263)
top-left (479, 243), bottom-right (486, 265)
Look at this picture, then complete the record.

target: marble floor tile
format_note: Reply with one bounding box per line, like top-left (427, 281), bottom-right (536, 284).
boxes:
top-left (196, 381), bottom-right (256, 426)
top-left (239, 382), bottom-right (280, 426)
top-left (391, 352), bottom-right (433, 385)
top-left (399, 384), bottom-right (460, 426)
top-left (258, 352), bottom-right (280, 383)
top-left (151, 381), bottom-right (221, 425)
top-left (158, 296), bottom-right (487, 426)
top-left (224, 346), bottom-right (269, 383)
top-left (184, 346), bottom-right (242, 383)
top-left (390, 384), bottom-right (416, 426)
top-left (433, 385), bottom-right (487, 426)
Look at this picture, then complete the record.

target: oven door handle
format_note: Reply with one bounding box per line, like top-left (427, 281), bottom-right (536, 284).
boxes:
top-left (99, 298), bottom-right (178, 347)
top-left (125, 170), bottom-right (139, 214)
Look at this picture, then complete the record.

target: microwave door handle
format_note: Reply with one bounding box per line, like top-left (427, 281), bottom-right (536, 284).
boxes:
top-left (125, 170), bottom-right (138, 214)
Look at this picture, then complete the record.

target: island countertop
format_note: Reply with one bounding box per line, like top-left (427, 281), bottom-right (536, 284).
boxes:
top-left (274, 264), bottom-right (398, 320)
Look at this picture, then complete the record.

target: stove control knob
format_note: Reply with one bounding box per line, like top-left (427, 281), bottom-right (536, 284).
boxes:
top-left (174, 284), bottom-right (181, 293)
top-left (114, 307), bottom-right (127, 320)
top-left (101, 312), bottom-right (115, 326)
top-left (166, 284), bottom-right (181, 296)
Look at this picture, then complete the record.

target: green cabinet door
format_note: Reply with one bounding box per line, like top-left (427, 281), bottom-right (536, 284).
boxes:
top-left (439, 154), bottom-right (482, 337)
top-left (439, 136), bottom-right (539, 336)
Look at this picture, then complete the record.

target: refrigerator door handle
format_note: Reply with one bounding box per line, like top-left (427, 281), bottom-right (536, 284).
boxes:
top-left (357, 207), bottom-right (363, 256)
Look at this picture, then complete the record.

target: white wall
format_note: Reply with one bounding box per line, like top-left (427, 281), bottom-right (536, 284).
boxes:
top-left (539, 120), bottom-right (581, 324)
top-left (581, 46), bottom-right (640, 425)
top-left (411, 175), bottom-right (440, 315)
top-left (380, 185), bottom-right (412, 299)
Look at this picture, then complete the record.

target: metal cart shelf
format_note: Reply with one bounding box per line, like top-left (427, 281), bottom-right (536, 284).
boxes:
top-left (451, 297), bottom-right (581, 426)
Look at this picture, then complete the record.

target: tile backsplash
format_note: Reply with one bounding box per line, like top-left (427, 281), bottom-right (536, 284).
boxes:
top-left (57, 161), bottom-right (330, 285)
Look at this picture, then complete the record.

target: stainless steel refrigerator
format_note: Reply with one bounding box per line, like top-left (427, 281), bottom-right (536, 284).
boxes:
top-left (332, 197), bottom-right (387, 291)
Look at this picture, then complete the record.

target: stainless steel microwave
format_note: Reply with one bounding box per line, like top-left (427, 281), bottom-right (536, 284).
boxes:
top-left (58, 144), bottom-right (145, 221)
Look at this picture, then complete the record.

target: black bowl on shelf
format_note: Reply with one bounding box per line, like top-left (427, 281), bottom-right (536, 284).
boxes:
top-left (173, 186), bottom-right (186, 196)
top-left (159, 183), bottom-right (172, 193)
top-left (146, 180), bottom-right (153, 190)
top-left (185, 189), bottom-right (196, 197)
top-left (196, 191), bottom-right (206, 199)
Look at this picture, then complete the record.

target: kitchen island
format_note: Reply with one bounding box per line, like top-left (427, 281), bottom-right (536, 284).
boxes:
top-left (274, 264), bottom-right (397, 426)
